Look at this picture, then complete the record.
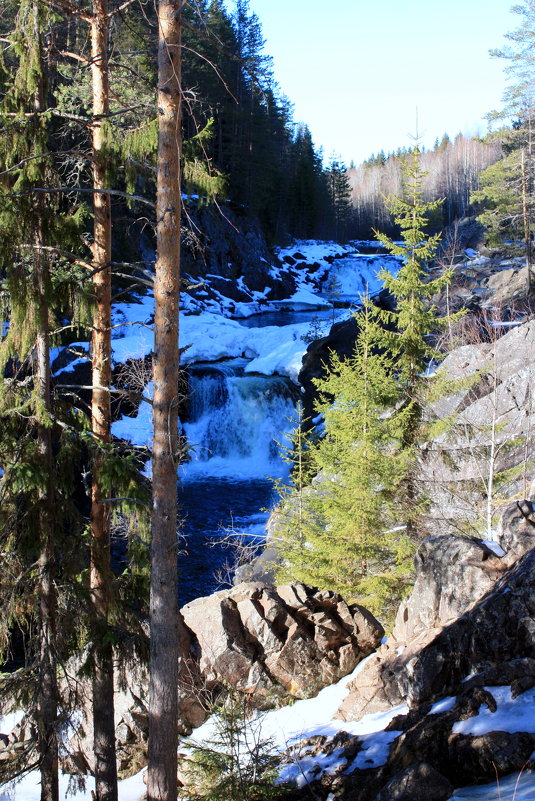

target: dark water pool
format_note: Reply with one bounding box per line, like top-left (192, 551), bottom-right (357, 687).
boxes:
top-left (177, 476), bottom-right (276, 605)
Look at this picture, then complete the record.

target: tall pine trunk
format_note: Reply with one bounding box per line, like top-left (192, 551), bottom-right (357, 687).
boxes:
top-left (147, 0), bottom-right (181, 797)
top-left (90, 1), bottom-right (117, 798)
top-left (32, 7), bottom-right (59, 797)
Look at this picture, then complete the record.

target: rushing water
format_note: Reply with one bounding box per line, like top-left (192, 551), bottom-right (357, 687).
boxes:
top-left (177, 358), bottom-right (296, 604)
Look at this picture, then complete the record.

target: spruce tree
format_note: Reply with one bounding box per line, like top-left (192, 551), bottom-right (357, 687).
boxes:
top-left (374, 146), bottom-right (462, 537)
top-left (275, 300), bottom-right (414, 617)
top-left (325, 157), bottom-right (353, 242)
top-left (0, 2), bottom-right (89, 796)
top-left (272, 402), bottom-right (319, 584)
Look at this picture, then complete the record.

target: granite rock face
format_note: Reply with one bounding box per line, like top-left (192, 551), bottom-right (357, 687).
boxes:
top-left (419, 318), bottom-right (535, 536)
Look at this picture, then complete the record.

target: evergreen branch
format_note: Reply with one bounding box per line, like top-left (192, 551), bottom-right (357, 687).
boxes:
top-left (19, 245), bottom-right (93, 271)
top-left (9, 186), bottom-right (155, 208)
top-left (2, 109), bottom-right (92, 128)
top-left (53, 48), bottom-right (90, 64)
top-left (0, 151), bottom-right (93, 178)
top-left (55, 384), bottom-right (154, 407)
top-left (112, 271), bottom-right (153, 288)
top-left (97, 103), bottom-right (156, 119)
top-left (37, 0), bottom-right (93, 23)
top-left (110, 321), bottom-right (152, 330)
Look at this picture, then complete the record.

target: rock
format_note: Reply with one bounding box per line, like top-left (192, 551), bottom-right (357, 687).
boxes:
top-left (448, 731), bottom-right (535, 785)
top-left (40, 581), bottom-right (380, 782)
top-left (339, 502), bottom-right (535, 723)
top-left (392, 534), bottom-right (502, 642)
top-left (499, 499), bottom-right (535, 559)
top-left (374, 761), bottom-right (453, 801)
top-left (181, 582), bottom-right (383, 703)
top-left (419, 318), bottom-right (535, 535)
top-left (483, 265), bottom-right (530, 306)
top-left (340, 525), bottom-right (535, 725)
top-left (438, 217), bottom-right (486, 255)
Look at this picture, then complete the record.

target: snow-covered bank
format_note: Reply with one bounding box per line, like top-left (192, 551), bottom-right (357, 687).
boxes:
top-left (4, 664), bottom-right (535, 801)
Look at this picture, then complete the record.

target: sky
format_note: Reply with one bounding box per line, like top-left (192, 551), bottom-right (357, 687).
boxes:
top-left (232, 0), bottom-right (518, 166)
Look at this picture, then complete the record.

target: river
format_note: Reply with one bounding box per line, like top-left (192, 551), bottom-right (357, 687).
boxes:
top-left (175, 245), bottom-right (400, 603)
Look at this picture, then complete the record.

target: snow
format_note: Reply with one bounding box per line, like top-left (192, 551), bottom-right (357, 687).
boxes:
top-left (111, 382), bottom-right (153, 448)
top-left (450, 770), bottom-right (535, 800)
top-left (0, 770), bottom-right (147, 801)
top-left (188, 653), bottom-right (407, 788)
top-left (0, 711), bottom-right (24, 737)
top-left (5, 674), bottom-right (535, 801)
top-left (482, 540), bottom-right (506, 557)
top-left (52, 238), bottom-right (399, 390)
top-left (429, 696), bottom-right (456, 714)
top-left (452, 686), bottom-right (535, 736)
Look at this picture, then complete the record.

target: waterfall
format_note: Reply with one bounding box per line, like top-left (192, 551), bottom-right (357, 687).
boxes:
top-left (182, 359), bottom-right (296, 479)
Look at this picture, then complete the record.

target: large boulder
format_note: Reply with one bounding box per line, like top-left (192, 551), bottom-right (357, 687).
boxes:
top-left (392, 534), bottom-right (503, 643)
top-left (22, 582), bottom-right (382, 778)
top-left (374, 761), bottom-right (453, 801)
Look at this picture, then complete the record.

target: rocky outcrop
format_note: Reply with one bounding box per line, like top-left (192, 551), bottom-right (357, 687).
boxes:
top-left (181, 202), bottom-right (297, 304)
top-left (338, 501), bottom-right (535, 722)
top-left (180, 581), bottom-right (383, 706)
top-left (285, 502), bottom-right (535, 801)
top-left (391, 534), bottom-right (503, 642)
top-left (419, 318), bottom-right (535, 536)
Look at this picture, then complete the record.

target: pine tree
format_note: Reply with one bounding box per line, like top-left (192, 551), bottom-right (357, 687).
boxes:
top-left (147, 0), bottom-right (181, 798)
top-left (482, 0), bottom-right (535, 291)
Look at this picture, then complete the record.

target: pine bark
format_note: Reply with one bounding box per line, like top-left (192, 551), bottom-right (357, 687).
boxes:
top-left (147, 0), bottom-right (182, 797)
top-left (90, 0), bottom-right (117, 797)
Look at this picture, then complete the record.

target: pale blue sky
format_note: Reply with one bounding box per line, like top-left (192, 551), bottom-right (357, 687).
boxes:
top-left (236, 0), bottom-right (516, 165)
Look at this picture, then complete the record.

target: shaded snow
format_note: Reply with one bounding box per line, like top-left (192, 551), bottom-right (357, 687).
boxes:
top-left (482, 540), bottom-right (506, 557)
top-left (452, 686), bottom-right (535, 736)
top-left (450, 771), bottom-right (535, 800)
top-left (190, 652), bottom-right (407, 788)
top-left (429, 696), bottom-right (456, 714)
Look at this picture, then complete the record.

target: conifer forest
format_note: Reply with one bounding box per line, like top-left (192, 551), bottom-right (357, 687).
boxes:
top-left (1, 1), bottom-right (535, 800)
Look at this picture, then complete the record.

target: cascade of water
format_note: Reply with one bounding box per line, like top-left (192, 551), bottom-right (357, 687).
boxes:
top-left (182, 359), bottom-right (296, 479)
